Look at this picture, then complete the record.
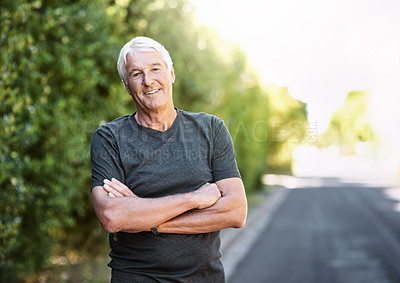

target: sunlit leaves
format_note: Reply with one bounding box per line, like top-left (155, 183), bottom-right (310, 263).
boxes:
top-left (321, 90), bottom-right (375, 154)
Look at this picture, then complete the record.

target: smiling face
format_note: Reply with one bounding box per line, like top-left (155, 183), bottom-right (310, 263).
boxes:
top-left (124, 50), bottom-right (175, 113)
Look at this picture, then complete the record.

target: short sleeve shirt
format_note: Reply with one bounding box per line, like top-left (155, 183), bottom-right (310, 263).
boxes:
top-left (90, 109), bottom-right (241, 282)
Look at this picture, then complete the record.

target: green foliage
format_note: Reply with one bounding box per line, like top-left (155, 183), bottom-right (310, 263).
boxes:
top-left (1, 0), bottom-right (120, 279)
top-left (265, 85), bottom-right (308, 174)
top-left (1, 0), bottom-right (309, 280)
top-left (214, 47), bottom-right (270, 191)
top-left (319, 90), bottom-right (375, 154)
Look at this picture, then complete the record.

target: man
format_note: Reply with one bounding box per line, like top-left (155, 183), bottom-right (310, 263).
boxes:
top-left (90, 36), bottom-right (247, 282)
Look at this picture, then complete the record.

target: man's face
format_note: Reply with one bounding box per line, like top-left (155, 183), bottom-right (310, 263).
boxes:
top-left (124, 51), bottom-right (175, 113)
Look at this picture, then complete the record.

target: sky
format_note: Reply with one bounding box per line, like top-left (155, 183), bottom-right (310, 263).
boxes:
top-left (190, 0), bottom-right (400, 174)
top-left (189, 0), bottom-right (400, 132)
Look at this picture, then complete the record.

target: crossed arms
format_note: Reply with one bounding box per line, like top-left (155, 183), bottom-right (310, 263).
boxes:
top-left (92, 177), bottom-right (247, 234)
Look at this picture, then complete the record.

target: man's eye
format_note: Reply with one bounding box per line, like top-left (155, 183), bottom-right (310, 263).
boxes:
top-left (152, 68), bottom-right (160, 71)
top-left (132, 72), bottom-right (141, 77)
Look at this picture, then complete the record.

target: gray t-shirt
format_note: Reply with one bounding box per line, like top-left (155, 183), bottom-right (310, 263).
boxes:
top-left (90, 109), bottom-right (241, 282)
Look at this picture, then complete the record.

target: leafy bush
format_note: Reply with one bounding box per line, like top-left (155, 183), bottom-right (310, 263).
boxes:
top-left (0, 0), bottom-right (120, 279)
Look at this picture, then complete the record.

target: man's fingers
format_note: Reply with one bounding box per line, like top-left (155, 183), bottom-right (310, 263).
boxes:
top-left (112, 178), bottom-right (133, 195)
top-left (103, 178), bottom-right (134, 196)
top-left (113, 178), bottom-right (134, 195)
top-left (111, 178), bottom-right (128, 188)
top-left (104, 178), bottom-right (124, 191)
top-left (103, 183), bottom-right (124, 197)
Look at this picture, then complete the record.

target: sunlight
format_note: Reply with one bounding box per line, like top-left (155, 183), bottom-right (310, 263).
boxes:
top-left (190, 0), bottom-right (400, 177)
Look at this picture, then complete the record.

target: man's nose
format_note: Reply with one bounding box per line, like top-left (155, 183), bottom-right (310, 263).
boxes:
top-left (142, 71), bottom-right (154, 86)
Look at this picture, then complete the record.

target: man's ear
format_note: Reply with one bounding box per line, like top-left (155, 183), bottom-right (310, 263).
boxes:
top-left (170, 66), bottom-right (176, 83)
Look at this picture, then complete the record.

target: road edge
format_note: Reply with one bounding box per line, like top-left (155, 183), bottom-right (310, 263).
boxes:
top-left (220, 185), bottom-right (289, 281)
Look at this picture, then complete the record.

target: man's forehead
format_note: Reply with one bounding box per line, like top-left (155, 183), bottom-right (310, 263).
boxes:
top-left (126, 51), bottom-right (165, 69)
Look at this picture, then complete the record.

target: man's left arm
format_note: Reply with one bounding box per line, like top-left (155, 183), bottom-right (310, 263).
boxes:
top-left (157, 177), bottom-right (247, 234)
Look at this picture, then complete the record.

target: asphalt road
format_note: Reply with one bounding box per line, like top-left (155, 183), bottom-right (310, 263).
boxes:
top-left (227, 178), bottom-right (400, 283)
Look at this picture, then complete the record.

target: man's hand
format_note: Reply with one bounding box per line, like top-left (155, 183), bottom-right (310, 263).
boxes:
top-left (103, 178), bottom-right (135, 197)
top-left (157, 177), bottom-right (247, 234)
top-left (103, 178), bottom-right (221, 210)
top-left (191, 182), bottom-right (222, 209)
top-left (92, 178), bottom-right (224, 233)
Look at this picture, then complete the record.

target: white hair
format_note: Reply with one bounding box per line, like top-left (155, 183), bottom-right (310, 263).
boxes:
top-left (117, 36), bottom-right (173, 84)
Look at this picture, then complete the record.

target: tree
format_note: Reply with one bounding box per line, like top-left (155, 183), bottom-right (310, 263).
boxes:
top-left (319, 90), bottom-right (375, 154)
top-left (265, 85), bottom-right (308, 174)
top-left (0, 0), bottom-right (120, 279)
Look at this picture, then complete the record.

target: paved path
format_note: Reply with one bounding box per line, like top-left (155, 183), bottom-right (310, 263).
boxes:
top-left (222, 177), bottom-right (400, 283)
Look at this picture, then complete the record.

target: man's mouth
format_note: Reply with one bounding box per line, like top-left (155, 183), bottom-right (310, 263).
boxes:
top-left (145, 89), bottom-right (160, 95)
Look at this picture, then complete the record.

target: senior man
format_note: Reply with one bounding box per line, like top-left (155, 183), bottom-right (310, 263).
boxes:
top-left (90, 36), bottom-right (247, 282)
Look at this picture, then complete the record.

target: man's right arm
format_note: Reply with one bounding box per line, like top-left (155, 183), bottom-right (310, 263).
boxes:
top-left (91, 179), bottom-right (221, 233)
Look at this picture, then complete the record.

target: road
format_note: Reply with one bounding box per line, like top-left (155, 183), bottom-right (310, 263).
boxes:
top-left (225, 178), bottom-right (400, 283)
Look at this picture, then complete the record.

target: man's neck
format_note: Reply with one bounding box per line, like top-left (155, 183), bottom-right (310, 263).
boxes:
top-left (135, 107), bottom-right (177, 132)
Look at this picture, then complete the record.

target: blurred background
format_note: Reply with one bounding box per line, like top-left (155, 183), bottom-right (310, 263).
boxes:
top-left (1, 0), bottom-right (399, 282)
